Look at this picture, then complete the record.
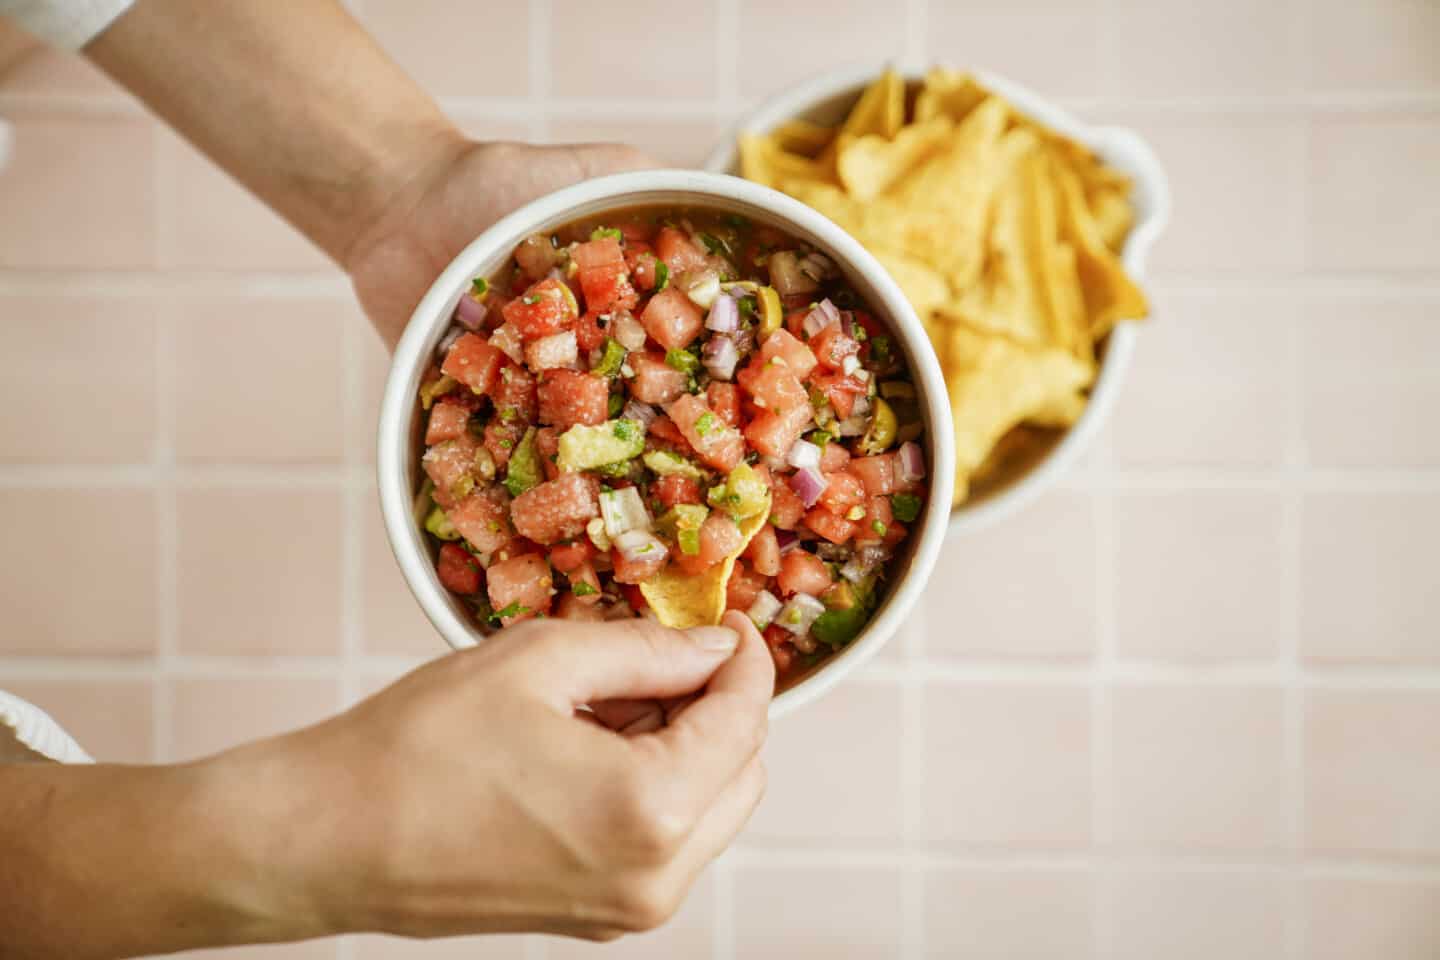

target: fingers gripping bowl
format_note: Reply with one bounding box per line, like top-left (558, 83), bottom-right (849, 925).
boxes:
top-left (378, 171), bottom-right (954, 717)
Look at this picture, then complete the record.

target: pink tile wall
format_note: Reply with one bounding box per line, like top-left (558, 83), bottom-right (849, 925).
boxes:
top-left (2, 1), bottom-right (1438, 958)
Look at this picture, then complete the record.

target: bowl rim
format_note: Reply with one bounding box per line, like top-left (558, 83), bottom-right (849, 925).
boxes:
top-left (703, 62), bottom-right (1171, 537)
top-left (377, 169), bottom-right (956, 718)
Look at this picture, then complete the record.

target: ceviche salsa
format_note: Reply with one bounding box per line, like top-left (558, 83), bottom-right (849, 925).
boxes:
top-left (417, 207), bottom-right (927, 684)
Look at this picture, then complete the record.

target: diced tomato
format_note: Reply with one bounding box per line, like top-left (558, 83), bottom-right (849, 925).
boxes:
top-left (486, 553), bottom-right (553, 625)
top-left (447, 486), bottom-right (514, 553)
top-left (768, 482), bottom-right (807, 530)
top-left (630, 250), bottom-right (662, 291)
top-left (784, 310), bottom-right (809, 338)
top-left (436, 543), bottom-right (483, 595)
top-left (573, 238), bottom-right (638, 312)
top-left (809, 323), bottom-right (861, 371)
top-left (698, 512), bottom-right (745, 565)
top-left (483, 420), bottom-right (524, 470)
top-left (655, 226), bottom-right (707, 273)
top-left (818, 470), bottom-right (865, 515)
top-left (646, 414), bottom-right (691, 449)
top-left (777, 549), bottom-right (832, 596)
top-left (759, 329), bottom-right (818, 379)
top-left (612, 547), bottom-right (667, 584)
top-left (492, 363), bottom-right (538, 423)
top-left (618, 220), bottom-right (654, 244)
top-left (811, 372), bottom-right (868, 420)
top-left (440, 333), bottom-right (505, 396)
top-left (737, 358), bottom-right (808, 413)
top-left (743, 403), bottom-right (812, 459)
top-left (619, 581), bottom-right (647, 611)
top-left (510, 473), bottom-right (600, 545)
top-left (652, 474), bottom-right (702, 508)
top-left (548, 537), bottom-right (595, 573)
top-left (850, 453), bottom-right (896, 496)
top-left (571, 236), bottom-right (624, 274)
top-left (855, 495), bottom-right (907, 547)
top-left (852, 310), bottom-right (883, 339)
top-left (425, 402), bottom-right (471, 445)
top-left (566, 560), bottom-right (602, 605)
top-left (673, 550), bottom-right (714, 576)
top-left (641, 287), bottom-right (705, 350)
top-left (423, 435), bottom-right (482, 507)
top-left (629, 352), bottom-right (689, 405)
top-left (763, 625), bottom-right (797, 675)
top-left (537, 369), bottom-right (609, 429)
top-left (500, 277), bottom-right (578, 340)
top-left (744, 524), bottom-right (781, 577)
top-left (819, 442), bottom-right (851, 472)
top-left (524, 330), bottom-right (579, 371)
top-left (706, 382), bottom-right (741, 427)
top-left (666, 394), bottom-right (745, 472)
top-left (555, 591), bottom-right (605, 621)
top-left (726, 561), bottom-right (768, 612)
top-left (805, 505), bottom-right (858, 544)
top-left (575, 310), bottom-right (607, 353)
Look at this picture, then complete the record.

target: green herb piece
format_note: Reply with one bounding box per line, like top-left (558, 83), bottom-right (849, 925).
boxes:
top-left (694, 411), bottom-right (716, 437)
top-left (489, 602), bottom-right (530, 623)
top-left (471, 277), bottom-right (489, 297)
top-left (572, 581), bottom-right (598, 597)
top-left (665, 348), bottom-right (700, 375)
top-left (738, 296), bottom-right (757, 318)
top-left (871, 519), bottom-right (888, 536)
top-left (890, 493), bottom-right (922, 523)
top-left (807, 429), bottom-right (833, 449)
top-left (590, 226), bottom-right (622, 241)
top-left (607, 393), bottom-right (625, 418)
top-left (503, 427), bottom-right (542, 497)
top-left (613, 418), bottom-right (638, 442)
top-left (723, 214), bottom-right (750, 228)
top-left (699, 233), bottom-right (724, 255)
top-left (592, 337), bottom-right (627, 378)
top-left (654, 260), bottom-right (669, 292)
top-left (870, 335), bottom-right (892, 362)
top-left (522, 294), bottom-right (541, 305)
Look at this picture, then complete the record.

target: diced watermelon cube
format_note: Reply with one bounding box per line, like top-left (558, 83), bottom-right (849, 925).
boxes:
top-left (537, 369), bottom-right (609, 429)
top-left (486, 553), bottom-right (553, 624)
top-left (447, 486), bottom-right (514, 553)
top-left (759, 328), bottom-right (818, 378)
top-left (640, 287), bottom-right (705, 350)
top-left (425, 402), bottom-right (471, 445)
top-left (655, 227), bottom-right (707, 273)
top-left (501, 277), bottom-right (578, 340)
top-left (629, 352), bottom-right (689, 405)
top-left (665, 394), bottom-right (745, 473)
top-left (510, 473), bottom-right (600, 545)
top-left (440, 333), bottom-right (505, 395)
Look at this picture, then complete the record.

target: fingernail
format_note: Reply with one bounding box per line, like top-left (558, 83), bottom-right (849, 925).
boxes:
top-left (688, 625), bottom-right (739, 652)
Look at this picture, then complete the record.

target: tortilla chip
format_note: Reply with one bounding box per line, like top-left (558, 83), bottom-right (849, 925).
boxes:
top-left (739, 133), bottom-right (830, 191)
top-left (838, 68), bottom-right (906, 142)
top-left (640, 498), bottom-right (772, 629)
top-left (769, 118), bottom-right (837, 157)
top-left (914, 68), bottom-right (989, 124)
top-left (1051, 156), bottom-right (1149, 339)
top-left (837, 117), bottom-right (954, 202)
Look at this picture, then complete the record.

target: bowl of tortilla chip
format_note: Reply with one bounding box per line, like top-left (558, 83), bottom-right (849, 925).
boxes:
top-left (707, 65), bottom-right (1169, 534)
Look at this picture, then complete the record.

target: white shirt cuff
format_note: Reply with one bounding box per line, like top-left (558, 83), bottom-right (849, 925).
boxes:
top-left (1, 0), bottom-right (136, 50)
top-left (0, 689), bottom-right (93, 763)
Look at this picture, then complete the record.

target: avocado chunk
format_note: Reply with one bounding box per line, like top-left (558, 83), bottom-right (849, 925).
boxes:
top-left (424, 505), bottom-right (460, 541)
top-left (503, 427), bottom-right (542, 497)
top-left (811, 604), bottom-right (868, 647)
top-left (657, 503), bottom-right (709, 556)
top-left (706, 462), bottom-right (769, 520)
top-left (643, 449), bottom-right (705, 479)
top-left (592, 337), bottom-right (627, 378)
top-left (557, 418), bottom-right (645, 472)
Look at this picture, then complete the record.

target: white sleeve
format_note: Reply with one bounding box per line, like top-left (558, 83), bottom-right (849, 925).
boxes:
top-left (0, 689), bottom-right (93, 763)
top-left (0, 0), bottom-right (136, 50)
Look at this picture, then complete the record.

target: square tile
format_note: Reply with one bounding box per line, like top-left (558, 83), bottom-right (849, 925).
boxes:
top-left (360, 486), bottom-right (446, 657)
top-left (922, 685), bottom-right (1092, 851)
top-left (542, 112), bottom-right (721, 168)
top-left (0, 113), bottom-right (155, 268)
top-left (353, 324), bottom-right (392, 466)
top-left (1112, 291), bottom-right (1294, 467)
top-left (349, 933), bottom-right (525, 959)
top-left (732, 864), bottom-right (902, 959)
top-left (1109, 685), bottom-right (1286, 852)
top-left (176, 487), bottom-right (342, 656)
top-left (926, 1), bottom-right (1101, 99)
top-left (0, 43), bottom-right (120, 95)
top-left (1106, 0), bottom-right (1298, 97)
top-left (742, 681), bottom-right (901, 846)
top-left (737, 0), bottom-right (902, 103)
top-left (361, 0), bottom-right (529, 99)
top-left (553, 0), bottom-right (715, 100)
top-left (1304, 690), bottom-right (1440, 857)
top-left (925, 492), bottom-right (1097, 660)
top-left (1304, 874), bottom-right (1440, 960)
top-left (546, 870), bottom-right (713, 959)
top-left (1113, 492), bottom-right (1287, 662)
top-left (0, 295), bottom-right (157, 463)
top-left (1305, 0), bottom-right (1440, 93)
top-left (174, 298), bottom-right (347, 463)
top-left (1301, 493), bottom-right (1440, 665)
top-left (1, 678), bottom-right (154, 763)
top-left (1307, 113), bottom-right (1440, 272)
top-left (1104, 868), bottom-right (1287, 960)
top-left (0, 487), bottom-right (157, 656)
top-left (924, 867), bottom-right (1093, 958)
top-left (1301, 298), bottom-right (1440, 468)
top-left (1108, 111), bottom-right (1305, 274)
top-left (157, 129), bottom-right (334, 271)
top-left (169, 674), bottom-right (340, 762)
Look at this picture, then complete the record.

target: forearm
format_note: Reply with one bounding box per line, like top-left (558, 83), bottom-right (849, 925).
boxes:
top-left (83, 0), bottom-right (464, 268)
top-left (0, 752), bottom-right (326, 959)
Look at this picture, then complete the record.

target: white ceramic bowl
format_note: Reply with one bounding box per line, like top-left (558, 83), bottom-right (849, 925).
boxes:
top-left (378, 170), bottom-right (956, 718)
top-left (704, 65), bottom-right (1170, 536)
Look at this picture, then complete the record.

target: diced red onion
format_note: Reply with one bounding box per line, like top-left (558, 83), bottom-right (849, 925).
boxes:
top-left (732, 324), bottom-right (756, 357)
top-left (621, 400), bottom-right (657, 428)
top-left (797, 251), bottom-right (833, 283)
top-left (841, 354), bottom-right (861, 376)
top-left (706, 293), bottom-right (739, 333)
top-left (777, 593), bottom-right (826, 637)
top-left (836, 411), bottom-right (870, 437)
top-left (612, 310), bottom-right (647, 352)
top-left (840, 558), bottom-right (870, 584)
top-left (701, 335), bottom-right (740, 381)
top-left (455, 294), bottom-right (488, 331)
top-left (436, 326), bottom-right (464, 358)
top-left (790, 466), bottom-right (828, 508)
top-left (775, 529), bottom-right (801, 554)
top-left (767, 251), bottom-right (818, 297)
top-left (785, 438), bottom-right (822, 471)
top-left (488, 323), bottom-right (524, 364)
top-left (897, 441), bottom-right (926, 485)
top-left (803, 298), bottom-right (841, 337)
top-left (858, 543), bottom-right (892, 566)
top-left (747, 590), bottom-right (783, 630)
top-left (680, 268), bottom-right (721, 309)
top-left (614, 529), bottom-right (667, 564)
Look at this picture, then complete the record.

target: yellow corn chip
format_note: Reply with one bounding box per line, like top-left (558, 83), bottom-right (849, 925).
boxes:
top-left (740, 133), bottom-right (831, 191)
top-left (1052, 156), bottom-right (1149, 339)
top-left (770, 118), bottom-right (836, 157)
top-left (837, 68), bottom-right (906, 142)
top-left (837, 117), bottom-right (954, 202)
top-left (640, 498), bottom-right (772, 629)
top-left (914, 68), bottom-right (988, 124)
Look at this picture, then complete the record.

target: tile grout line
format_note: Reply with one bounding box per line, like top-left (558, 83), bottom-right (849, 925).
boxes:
top-left (151, 118), bottom-right (176, 765)
top-left (1091, 449), bottom-right (1119, 957)
top-left (898, 605), bottom-right (927, 960)
top-left (337, 316), bottom-right (365, 711)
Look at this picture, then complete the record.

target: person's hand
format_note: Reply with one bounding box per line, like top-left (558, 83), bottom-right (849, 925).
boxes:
top-left (209, 610), bottom-right (772, 944)
top-left (345, 138), bottom-right (656, 347)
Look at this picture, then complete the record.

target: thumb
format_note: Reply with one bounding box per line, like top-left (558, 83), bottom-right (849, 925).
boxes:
top-left (525, 617), bottom-right (741, 709)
